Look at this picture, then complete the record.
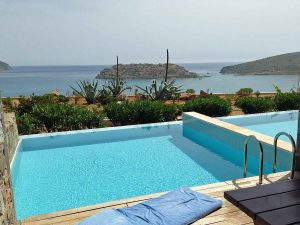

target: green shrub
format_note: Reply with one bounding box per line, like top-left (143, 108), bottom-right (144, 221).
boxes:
top-left (235, 97), bottom-right (273, 114)
top-left (274, 92), bottom-right (300, 111)
top-left (16, 94), bottom-right (68, 115)
top-left (31, 104), bottom-right (104, 132)
top-left (33, 94), bottom-right (69, 104)
top-left (183, 96), bottom-right (231, 117)
top-left (1, 97), bottom-right (12, 106)
top-left (95, 90), bottom-right (117, 105)
top-left (1, 98), bottom-right (13, 112)
top-left (16, 103), bottom-right (104, 134)
top-left (16, 98), bottom-right (36, 115)
top-left (16, 113), bottom-right (41, 135)
top-left (104, 100), bottom-right (181, 126)
top-left (236, 88), bottom-right (253, 97)
top-left (186, 89), bottom-right (195, 94)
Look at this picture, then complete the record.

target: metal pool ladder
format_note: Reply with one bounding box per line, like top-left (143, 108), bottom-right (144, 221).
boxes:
top-left (244, 135), bottom-right (264, 185)
top-left (273, 132), bottom-right (296, 180)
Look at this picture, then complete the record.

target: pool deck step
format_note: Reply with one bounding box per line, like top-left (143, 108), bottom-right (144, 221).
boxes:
top-left (21, 171), bottom-right (290, 225)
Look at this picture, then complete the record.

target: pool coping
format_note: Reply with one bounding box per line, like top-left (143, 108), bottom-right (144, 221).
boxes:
top-left (19, 121), bottom-right (182, 139)
top-left (218, 109), bottom-right (298, 121)
top-left (184, 112), bottom-right (293, 152)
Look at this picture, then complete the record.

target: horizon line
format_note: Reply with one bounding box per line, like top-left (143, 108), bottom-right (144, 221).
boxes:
top-left (8, 61), bottom-right (243, 67)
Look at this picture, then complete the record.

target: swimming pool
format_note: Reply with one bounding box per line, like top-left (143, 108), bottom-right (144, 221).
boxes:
top-left (220, 110), bottom-right (298, 141)
top-left (11, 114), bottom-right (292, 219)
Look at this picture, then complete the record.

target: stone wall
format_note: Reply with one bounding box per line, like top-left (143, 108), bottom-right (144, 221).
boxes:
top-left (0, 102), bottom-right (19, 225)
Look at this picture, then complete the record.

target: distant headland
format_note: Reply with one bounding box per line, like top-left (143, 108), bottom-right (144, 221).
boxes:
top-left (96, 63), bottom-right (198, 79)
top-left (220, 52), bottom-right (300, 75)
top-left (0, 61), bottom-right (10, 72)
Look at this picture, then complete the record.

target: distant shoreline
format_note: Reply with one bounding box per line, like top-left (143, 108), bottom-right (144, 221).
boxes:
top-left (220, 52), bottom-right (300, 75)
top-left (1, 63), bottom-right (297, 97)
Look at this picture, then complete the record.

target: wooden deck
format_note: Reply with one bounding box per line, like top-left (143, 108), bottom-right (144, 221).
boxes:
top-left (224, 178), bottom-right (300, 225)
top-left (22, 171), bottom-right (291, 225)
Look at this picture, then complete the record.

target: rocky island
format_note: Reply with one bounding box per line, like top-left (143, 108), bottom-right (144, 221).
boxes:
top-left (96, 63), bottom-right (198, 79)
top-left (220, 52), bottom-right (300, 75)
top-left (0, 61), bottom-right (10, 72)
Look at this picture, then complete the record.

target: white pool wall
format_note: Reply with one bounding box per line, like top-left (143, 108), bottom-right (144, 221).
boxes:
top-left (183, 112), bottom-right (292, 171)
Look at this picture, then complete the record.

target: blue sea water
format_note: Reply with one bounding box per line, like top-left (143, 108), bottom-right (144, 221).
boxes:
top-left (0, 63), bottom-right (299, 97)
top-left (12, 122), bottom-right (287, 219)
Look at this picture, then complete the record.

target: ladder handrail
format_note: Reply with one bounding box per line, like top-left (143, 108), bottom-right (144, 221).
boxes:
top-left (244, 135), bottom-right (264, 185)
top-left (273, 132), bottom-right (296, 179)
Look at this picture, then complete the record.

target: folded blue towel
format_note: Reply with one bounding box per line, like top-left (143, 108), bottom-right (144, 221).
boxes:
top-left (77, 187), bottom-right (222, 225)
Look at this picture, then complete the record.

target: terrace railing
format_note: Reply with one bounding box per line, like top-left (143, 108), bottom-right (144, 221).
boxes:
top-left (244, 135), bottom-right (264, 185)
top-left (273, 132), bottom-right (297, 180)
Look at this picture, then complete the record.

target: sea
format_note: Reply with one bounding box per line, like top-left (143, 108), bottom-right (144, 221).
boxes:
top-left (0, 63), bottom-right (299, 97)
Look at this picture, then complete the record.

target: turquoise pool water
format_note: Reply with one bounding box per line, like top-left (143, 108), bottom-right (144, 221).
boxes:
top-left (244, 120), bottom-right (297, 141)
top-left (220, 111), bottom-right (298, 141)
top-left (12, 121), bottom-right (289, 219)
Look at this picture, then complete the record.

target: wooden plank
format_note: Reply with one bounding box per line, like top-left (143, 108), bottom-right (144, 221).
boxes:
top-left (193, 210), bottom-right (252, 225)
top-left (239, 190), bottom-right (300, 219)
top-left (224, 179), bottom-right (300, 206)
top-left (255, 204), bottom-right (300, 225)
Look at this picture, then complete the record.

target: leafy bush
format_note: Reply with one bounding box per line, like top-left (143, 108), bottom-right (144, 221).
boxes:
top-left (16, 98), bottom-right (36, 115)
top-left (183, 96), bottom-right (231, 117)
top-left (31, 104), bottom-right (104, 132)
top-left (32, 94), bottom-right (68, 104)
top-left (1, 97), bottom-right (12, 106)
top-left (186, 89), bottom-right (195, 94)
top-left (235, 97), bottom-right (273, 114)
top-left (16, 103), bottom-right (104, 134)
top-left (104, 100), bottom-right (181, 125)
top-left (95, 93), bottom-right (117, 105)
top-left (236, 88), bottom-right (253, 97)
top-left (274, 92), bottom-right (300, 111)
top-left (16, 94), bottom-right (68, 115)
top-left (254, 91), bottom-right (260, 97)
top-left (16, 113), bottom-right (41, 135)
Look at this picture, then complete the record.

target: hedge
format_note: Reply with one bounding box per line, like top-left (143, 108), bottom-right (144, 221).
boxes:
top-left (104, 100), bottom-right (181, 126)
top-left (183, 96), bottom-right (231, 117)
top-left (274, 92), bottom-right (300, 111)
top-left (235, 97), bottom-right (273, 114)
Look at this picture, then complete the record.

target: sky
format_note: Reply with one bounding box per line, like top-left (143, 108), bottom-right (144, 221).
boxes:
top-left (0, 0), bottom-right (300, 66)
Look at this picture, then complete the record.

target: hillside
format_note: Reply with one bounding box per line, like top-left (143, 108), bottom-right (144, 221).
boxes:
top-left (0, 61), bottom-right (10, 72)
top-left (96, 63), bottom-right (198, 79)
top-left (220, 52), bottom-right (300, 75)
